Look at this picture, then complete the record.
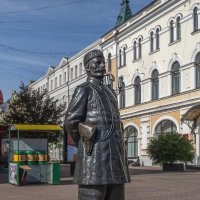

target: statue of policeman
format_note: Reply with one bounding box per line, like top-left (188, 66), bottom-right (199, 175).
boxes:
top-left (64, 49), bottom-right (130, 200)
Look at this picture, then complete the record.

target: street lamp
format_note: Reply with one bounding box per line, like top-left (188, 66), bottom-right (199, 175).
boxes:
top-left (103, 73), bottom-right (114, 89)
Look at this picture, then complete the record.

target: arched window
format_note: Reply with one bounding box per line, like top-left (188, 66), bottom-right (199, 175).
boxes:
top-left (193, 7), bottom-right (198, 32)
top-left (196, 53), bottom-right (200, 88)
top-left (152, 69), bottom-right (159, 100)
top-left (133, 41), bottom-right (137, 60)
top-left (170, 20), bottom-right (174, 43)
top-left (124, 126), bottom-right (138, 157)
top-left (150, 31), bottom-right (154, 52)
top-left (108, 53), bottom-right (112, 72)
top-left (119, 77), bottom-right (125, 109)
top-left (134, 76), bottom-right (141, 105)
top-left (155, 29), bottom-right (160, 50)
top-left (171, 61), bottom-right (180, 95)
top-left (155, 120), bottom-right (177, 135)
top-left (138, 38), bottom-right (142, 58)
top-left (119, 49), bottom-right (122, 67)
top-left (123, 47), bottom-right (126, 66)
top-left (176, 17), bottom-right (181, 40)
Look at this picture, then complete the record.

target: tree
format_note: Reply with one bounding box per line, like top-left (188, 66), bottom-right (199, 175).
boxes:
top-left (147, 133), bottom-right (195, 165)
top-left (2, 84), bottom-right (66, 143)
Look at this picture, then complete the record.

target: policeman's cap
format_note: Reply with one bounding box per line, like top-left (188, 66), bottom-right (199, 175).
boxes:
top-left (84, 49), bottom-right (104, 66)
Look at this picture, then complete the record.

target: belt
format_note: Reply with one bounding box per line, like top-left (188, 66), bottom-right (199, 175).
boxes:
top-left (97, 124), bottom-right (121, 131)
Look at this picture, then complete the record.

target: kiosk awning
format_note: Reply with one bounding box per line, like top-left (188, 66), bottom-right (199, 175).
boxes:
top-left (181, 104), bottom-right (200, 122)
top-left (10, 124), bottom-right (62, 132)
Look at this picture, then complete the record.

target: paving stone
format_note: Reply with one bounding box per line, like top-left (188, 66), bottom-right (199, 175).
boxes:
top-left (0, 167), bottom-right (200, 200)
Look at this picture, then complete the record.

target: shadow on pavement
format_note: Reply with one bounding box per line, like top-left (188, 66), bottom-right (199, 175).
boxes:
top-left (0, 173), bottom-right (8, 184)
top-left (129, 167), bottom-right (163, 175)
top-left (129, 166), bottom-right (200, 175)
top-left (60, 179), bottom-right (74, 185)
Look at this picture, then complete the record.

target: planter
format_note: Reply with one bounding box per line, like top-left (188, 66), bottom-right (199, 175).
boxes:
top-left (163, 163), bottom-right (184, 171)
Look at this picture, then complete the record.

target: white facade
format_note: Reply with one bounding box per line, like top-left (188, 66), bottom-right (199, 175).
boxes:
top-left (101, 0), bottom-right (200, 166)
top-left (30, 39), bottom-right (101, 111)
top-left (29, 40), bottom-right (101, 161)
top-left (28, 0), bottom-right (200, 165)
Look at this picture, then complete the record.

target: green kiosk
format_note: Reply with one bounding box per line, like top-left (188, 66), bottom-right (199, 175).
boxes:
top-left (8, 124), bottom-right (62, 186)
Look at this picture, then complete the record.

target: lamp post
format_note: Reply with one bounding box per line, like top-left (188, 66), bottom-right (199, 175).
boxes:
top-left (103, 73), bottom-right (115, 89)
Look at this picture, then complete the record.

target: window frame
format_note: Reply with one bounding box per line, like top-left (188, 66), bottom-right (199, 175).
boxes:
top-left (193, 7), bottom-right (199, 32)
top-left (59, 74), bottom-right (62, 86)
top-left (75, 65), bottom-right (78, 78)
top-left (176, 17), bottom-right (181, 40)
top-left (155, 28), bottom-right (160, 50)
top-left (195, 53), bottom-right (200, 88)
top-left (119, 49), bottom-right (122, 67)
top-left (134, 76), bottom-right (141, 105)
top-left (124, 126), bottom-right (138, 158)
top-left (171, 61), bottom-right (180, 95)
top-left (155, 120), bottom-right (177, 135)
top-left (108, 53), bottom-right (112, 72)
top-left (152, 69), bottom-right (159, 100)
top-left (133, 41), bottom-right (137, 61)
top-left (70, 68), bottom-right (73, 81)
top-left (170, 20), bottom-right (174, 43)
top-left (119, 77), bottom-right (125, 109)
top-left (138, 38), bottom-right (142, 59)
top-left (150, 31), bottom-right (154, 52)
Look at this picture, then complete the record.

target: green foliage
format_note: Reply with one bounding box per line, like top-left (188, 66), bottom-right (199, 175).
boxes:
top-left (2, 84), bottom-right (65, 143)
top-left (147, 133), bottom-right (195, 164)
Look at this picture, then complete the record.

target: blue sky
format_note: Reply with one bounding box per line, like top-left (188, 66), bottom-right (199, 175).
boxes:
top-left (0, 0), bottom-right (152, 101)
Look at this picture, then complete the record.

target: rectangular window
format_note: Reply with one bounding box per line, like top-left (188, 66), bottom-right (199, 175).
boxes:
top-left (119, 50), bottom-right (122, 67)
top-left (196, 67), bottom-right (200, 88)
top-left (70, 68), bottom-right (73, 80)
top-left (152, 81), bottom-right (159, 100)
top-left (150, 32), bottom-right (154, 52)
top-left (156, 29), bottom-right (160, 50)
top-left (75, 65), bottom-right (78, 78)
top-left (79, 63), bottom-right (82, 76)
top-left (51, 80), bottom-right (53, 90)
top-left (172, 73), bottom-right (180, 94)
top-left (194, 8), bottom-right (199, 32)
top-left (176, 18), bottom-right (181, 40)
top-left (170, 21), bottom-right (174, 43)
top-left (133, 42), bottom-right (137, 60)
top-left (135, 86), bottom-right (141, 105)
top-left (64, 72), bottom-right (67, 83)
top-left (59, 74), bottom-right (62, 86)
top-left (55, 77), bottom-right (57, 88)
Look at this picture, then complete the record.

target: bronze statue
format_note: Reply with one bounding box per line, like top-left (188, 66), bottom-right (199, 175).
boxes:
top-left (64, 49), bottom-right (130, 200)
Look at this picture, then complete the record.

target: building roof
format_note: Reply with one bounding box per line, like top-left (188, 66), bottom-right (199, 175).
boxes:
top-left (116, 0), bottom-right (132, 27)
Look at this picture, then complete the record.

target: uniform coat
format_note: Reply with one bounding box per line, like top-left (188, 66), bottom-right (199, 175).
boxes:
top-left (64, 77), bottom-right (130, 185)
